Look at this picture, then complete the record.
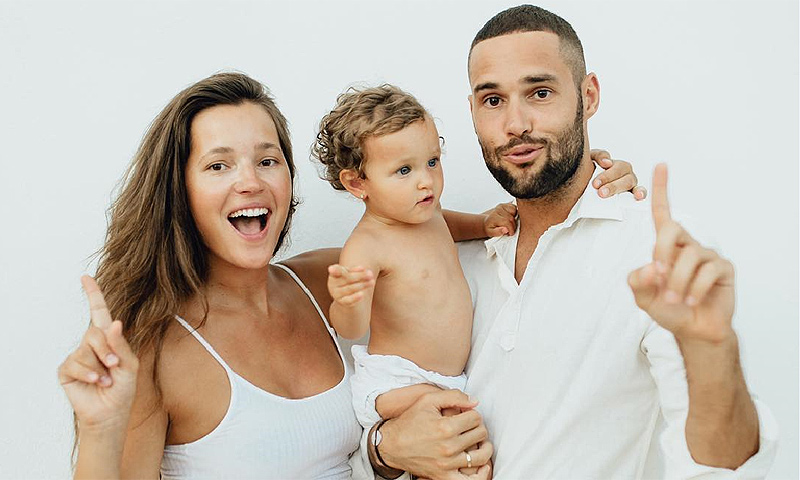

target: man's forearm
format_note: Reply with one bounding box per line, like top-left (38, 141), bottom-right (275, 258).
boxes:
top-left (679, 332), bottom-right (760, 469)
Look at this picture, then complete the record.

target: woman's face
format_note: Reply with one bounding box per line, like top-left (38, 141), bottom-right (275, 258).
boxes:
top-left (185, 102), bottom-right (292, 271)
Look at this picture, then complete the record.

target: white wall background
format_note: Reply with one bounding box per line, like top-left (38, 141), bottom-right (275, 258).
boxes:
top-left (0, 0), bottom-right (796, 478)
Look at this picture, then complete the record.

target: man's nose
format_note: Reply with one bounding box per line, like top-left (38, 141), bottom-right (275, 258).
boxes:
top-left (505, 98), bottom-right (532, 138)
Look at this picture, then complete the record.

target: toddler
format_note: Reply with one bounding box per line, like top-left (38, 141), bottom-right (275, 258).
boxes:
top-left (312, 85), bottom-right (514, 432)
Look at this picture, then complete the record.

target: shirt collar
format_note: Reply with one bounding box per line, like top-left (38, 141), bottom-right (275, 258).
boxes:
top-left (483, 165), bottom-right (624, 258)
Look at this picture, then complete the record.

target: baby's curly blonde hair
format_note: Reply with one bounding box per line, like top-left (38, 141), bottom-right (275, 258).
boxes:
top-left (312, 84), bottom-right (429, 190)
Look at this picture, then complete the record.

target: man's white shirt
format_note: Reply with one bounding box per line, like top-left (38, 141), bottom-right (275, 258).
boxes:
top-left (459, 170), bottom-right (777, 479)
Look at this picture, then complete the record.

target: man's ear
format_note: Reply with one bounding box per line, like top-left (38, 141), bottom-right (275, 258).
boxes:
top-left (340, 169), bottom-right (367, 200)
top-left (468, 94), bottom-right (474, 115)
top-left (582, 73), bottom-right (600, 120)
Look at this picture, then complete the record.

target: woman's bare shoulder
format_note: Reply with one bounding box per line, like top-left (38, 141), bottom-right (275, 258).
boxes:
top-left (279, 248), bottom-right (341, 315)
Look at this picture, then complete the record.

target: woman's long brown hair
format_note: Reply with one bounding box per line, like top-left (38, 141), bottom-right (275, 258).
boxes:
top-left (73, 72), bottom-right (298, 462)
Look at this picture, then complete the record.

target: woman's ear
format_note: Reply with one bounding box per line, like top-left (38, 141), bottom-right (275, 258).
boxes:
top-left (340, 169), bottom-right (367, 200)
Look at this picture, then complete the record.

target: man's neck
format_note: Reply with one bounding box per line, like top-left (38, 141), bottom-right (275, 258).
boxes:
top-left (513, 156), bottom-right (594, 283)
top-left (516, 156), bottom-right (594, 234)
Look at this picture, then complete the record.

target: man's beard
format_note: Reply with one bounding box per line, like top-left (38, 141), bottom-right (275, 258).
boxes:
top-left (480, 102), bottom-right (585, 200)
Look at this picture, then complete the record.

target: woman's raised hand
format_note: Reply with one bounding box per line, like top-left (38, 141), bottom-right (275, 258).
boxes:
top-left (58, 276), bottom-right (139, 432)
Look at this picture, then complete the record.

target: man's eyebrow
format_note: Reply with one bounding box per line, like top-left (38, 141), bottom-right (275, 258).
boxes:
top-left (523, 74), bottom-right (558, 84)
top-left (473, 82), bottom-right (499, 94)
top-left (473, 74), bottom-right (558, 94)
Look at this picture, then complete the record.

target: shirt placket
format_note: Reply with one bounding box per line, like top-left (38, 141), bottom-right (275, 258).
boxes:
top-left (498, 227), bottom-right (558, 353)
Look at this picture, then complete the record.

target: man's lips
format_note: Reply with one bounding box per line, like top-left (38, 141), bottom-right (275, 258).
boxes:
top-left (501, 144), bottom-right (545, 165)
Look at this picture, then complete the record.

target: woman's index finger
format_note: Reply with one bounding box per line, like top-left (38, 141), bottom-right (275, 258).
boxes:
top-left (80, 275), bottom-right (112, 329)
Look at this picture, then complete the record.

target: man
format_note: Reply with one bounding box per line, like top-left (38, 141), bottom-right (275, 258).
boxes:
top-left (361, 5), bottom-right (777, 479)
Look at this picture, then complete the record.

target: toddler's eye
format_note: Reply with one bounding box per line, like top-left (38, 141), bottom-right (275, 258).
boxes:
top-left (427, 158), bottom-right (438, 167)
top-left (398, 166), bottom-right (411, 175)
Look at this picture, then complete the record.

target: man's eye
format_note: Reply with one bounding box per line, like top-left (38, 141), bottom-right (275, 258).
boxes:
top-left (398, 166), bottom-right (411, 175)
top-left (485, 96), bottom-right (501, 107)
top-left (427, 158), bottom-right (438, 167)
top-left (534, 89), bottom-right (551, 99)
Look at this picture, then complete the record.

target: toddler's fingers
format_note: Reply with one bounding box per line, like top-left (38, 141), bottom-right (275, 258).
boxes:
top-left (327, 264), bottom-right (347, 278)
top-left (487, 226), bottom-right (510, 237)
top-left (333, 280), bottom-right (374, 298)
top-left (598, 173), bottom-right (638, 198)
top-left (590, 149), bottom-right (613, 167)
top-left (343, 268), bottom-right (373, 285)
top-left (336, 291), bottom-right (365, 306)
top-left (500, 203), bottom-right (517, 215)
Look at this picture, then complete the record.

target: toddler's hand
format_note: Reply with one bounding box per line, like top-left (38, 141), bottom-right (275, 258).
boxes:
top-left (484, 203), bottom-right (517, 237)
top-left (327, 264), bottom-right (375, 306)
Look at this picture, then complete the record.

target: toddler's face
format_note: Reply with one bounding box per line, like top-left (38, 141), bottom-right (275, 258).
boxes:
top-left (360, 117), bottom-right (444, 225)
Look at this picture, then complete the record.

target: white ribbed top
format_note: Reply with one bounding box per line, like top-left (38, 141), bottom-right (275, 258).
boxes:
top-left (161, 263), bottom-right (361, 479)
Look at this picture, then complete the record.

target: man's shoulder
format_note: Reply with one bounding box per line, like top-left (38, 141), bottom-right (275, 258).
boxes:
top-left (615, 192), bottom-right (653, 225)
top-left (457, 239), bottom-right (490, 262)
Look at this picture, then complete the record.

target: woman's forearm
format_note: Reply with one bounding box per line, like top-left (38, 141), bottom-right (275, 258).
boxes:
top-left (74, 421), bottom-right (129, 479)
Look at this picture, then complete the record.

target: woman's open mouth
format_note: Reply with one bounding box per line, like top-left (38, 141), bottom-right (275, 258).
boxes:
top-left (228, 207), bottom-right (270, 236)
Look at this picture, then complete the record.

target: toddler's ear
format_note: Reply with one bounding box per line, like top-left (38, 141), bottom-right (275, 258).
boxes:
top-left (340, 169), bottom-right (367, 200)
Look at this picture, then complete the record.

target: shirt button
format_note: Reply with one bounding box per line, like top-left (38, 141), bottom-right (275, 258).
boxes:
top-left (500, 333), bottom-right (516, 351)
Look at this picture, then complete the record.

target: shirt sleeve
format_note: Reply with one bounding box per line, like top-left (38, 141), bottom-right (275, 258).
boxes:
top-left (641, 320), bottom-right (779, 479)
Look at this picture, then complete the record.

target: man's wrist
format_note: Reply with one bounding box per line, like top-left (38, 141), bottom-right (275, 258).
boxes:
top-left (368, 419), bottom-right (404, 479)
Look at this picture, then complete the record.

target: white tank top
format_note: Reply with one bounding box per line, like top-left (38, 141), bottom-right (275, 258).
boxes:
top-left (161, 263), bottom-right (361, 479)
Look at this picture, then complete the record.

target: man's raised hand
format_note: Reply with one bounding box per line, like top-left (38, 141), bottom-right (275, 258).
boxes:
top-left (628, 164), bottom-right (736, 343)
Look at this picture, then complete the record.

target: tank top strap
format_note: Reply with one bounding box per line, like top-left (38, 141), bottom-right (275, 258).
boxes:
top-left (273, 263), bottom-right (335, 333)
top-left (173, 315), bottom-right (234, 375)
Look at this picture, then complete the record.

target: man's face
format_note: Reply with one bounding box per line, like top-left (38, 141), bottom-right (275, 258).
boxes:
top-left (468, 31), bottom-right (588, 199)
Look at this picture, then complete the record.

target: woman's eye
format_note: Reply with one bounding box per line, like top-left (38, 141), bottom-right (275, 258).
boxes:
top-left (398, 166), bottom-right (411, 175)
top-left (427, 158), bottom-right (438, 167)
top-left (210, 163), bottom-right (225, 171)
top-left (260, 158), bottom-right (275, 167)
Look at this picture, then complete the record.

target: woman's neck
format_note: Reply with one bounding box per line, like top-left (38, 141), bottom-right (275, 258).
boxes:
top-left (200, 256), bottom-right (274, 315)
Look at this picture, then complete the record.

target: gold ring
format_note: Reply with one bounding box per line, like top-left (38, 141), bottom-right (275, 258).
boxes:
top-left (465, 451), bottom-right (473, 469)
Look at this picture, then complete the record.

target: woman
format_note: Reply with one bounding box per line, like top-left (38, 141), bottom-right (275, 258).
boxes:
top-left (57, 72), bottom-right (642, 479)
